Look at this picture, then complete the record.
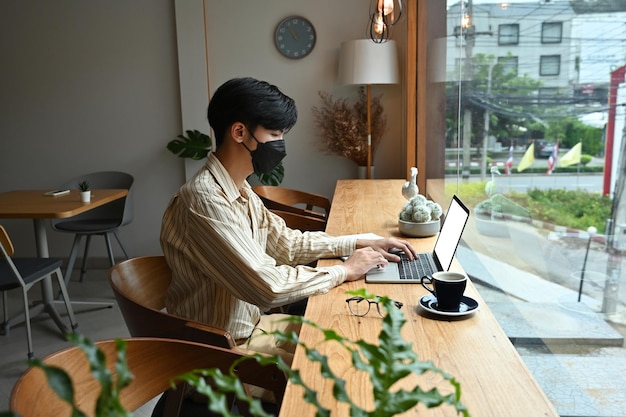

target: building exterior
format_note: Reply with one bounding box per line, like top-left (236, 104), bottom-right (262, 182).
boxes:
top-left (446, 1), bottom-right (626, 106)
top-left (447, 1), bottom-right (576, 99)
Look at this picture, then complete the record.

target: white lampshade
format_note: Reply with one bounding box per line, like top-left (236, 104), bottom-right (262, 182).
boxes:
top-left (337, 39), bottom-right (400, 85)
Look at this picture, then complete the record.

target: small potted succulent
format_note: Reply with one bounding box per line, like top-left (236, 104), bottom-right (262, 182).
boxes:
top-left (398, 194), bottom-right (443, 237)
top-left (77, 180), bottom-right (91, 203)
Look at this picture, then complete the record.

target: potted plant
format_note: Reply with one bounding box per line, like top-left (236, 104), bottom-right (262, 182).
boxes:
top-left (77, 181), bottom-right (90, 203)
top-left (312, 89), bottom-right (387, 177)
top-left (398, 194), bottom-right (443, 237)
top-left (8, 290), bottom-right (469, 417)
top-left (167, 129), bottom-right (284, 186)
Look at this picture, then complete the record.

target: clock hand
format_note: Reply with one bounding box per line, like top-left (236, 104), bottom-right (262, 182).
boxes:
top-left (287, 23), bottom-right (299, 40)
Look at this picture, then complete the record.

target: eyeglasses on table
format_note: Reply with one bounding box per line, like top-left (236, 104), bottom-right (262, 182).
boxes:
top-left (346, 296), bottom-right (403, 317)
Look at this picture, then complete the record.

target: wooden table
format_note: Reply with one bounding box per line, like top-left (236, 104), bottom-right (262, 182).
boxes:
top-left (0, 189), bottom-right (128, 332)
top-left (278, 180), bottom-right (558, 417)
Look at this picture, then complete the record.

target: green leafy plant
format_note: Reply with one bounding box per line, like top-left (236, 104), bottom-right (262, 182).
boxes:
top-left (167, 129), bottom-right (212, 160)
top-left (178, 288), bottom-right (469, 417)
top-left (255, 163), bottom-right (284, 186)
top-left (6, 290), bottom-right (468, 417)
top-left (76, 181), bottom-right (90, 192)
top-left (166, 129), bottom-right (284, 185)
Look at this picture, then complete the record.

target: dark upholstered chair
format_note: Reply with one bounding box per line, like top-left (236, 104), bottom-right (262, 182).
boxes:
top-left (51, 171), bottom-right (134, 282)
top-left (0, 225), bottom-right (78, 358)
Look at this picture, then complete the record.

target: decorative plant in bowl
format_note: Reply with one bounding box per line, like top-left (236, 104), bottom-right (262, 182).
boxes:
top-left (76, 180), bottom-right (91, 203)
top-left (398, 194), bottom-right (443, 237)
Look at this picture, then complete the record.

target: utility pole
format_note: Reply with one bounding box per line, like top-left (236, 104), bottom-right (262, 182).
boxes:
top-left (454, 0), bottom-right (492, 180)
top-left (461, 0), bottom-right (474, 180)
top-left (481, 60), bottom-right (494, 181)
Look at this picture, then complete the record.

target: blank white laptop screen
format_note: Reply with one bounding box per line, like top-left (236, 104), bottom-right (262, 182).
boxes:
top-left (365, 195), bottom-right (470, 283)
top-left (433, 195), bottom-right (470, 272)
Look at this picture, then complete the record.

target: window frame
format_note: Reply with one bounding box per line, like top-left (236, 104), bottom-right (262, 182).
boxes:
top-left (539, 55), bottom-right (561, 76)
top-left (541, 21), bottom-right (563, 44)
top-left (498, 23), bottom-right (520, 46)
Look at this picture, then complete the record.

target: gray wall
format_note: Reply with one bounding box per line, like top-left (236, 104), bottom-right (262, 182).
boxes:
top-left (0, 0), bottom-right (183, 258)
top-left (0, 0), bottom-right (406, 260)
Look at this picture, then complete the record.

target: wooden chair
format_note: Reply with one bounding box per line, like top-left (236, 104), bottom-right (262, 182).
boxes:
top-left (270, 209), bottom-right (327, 232)
top-left (108, 255), bottom-right (235, 349)
top-left (253, 185), bottom-right (331, 222)
top-left (0, 225), bottom-right (78, 359)
top-left (10, 337), bottom-right (287, 417)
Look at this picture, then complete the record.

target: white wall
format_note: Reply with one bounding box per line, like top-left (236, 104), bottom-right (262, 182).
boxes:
top-left (0, 0), bottom-right (405, 259)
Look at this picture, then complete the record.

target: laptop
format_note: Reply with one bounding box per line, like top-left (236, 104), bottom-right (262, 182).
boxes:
top-left (365, 195), bottom-right (470, 283)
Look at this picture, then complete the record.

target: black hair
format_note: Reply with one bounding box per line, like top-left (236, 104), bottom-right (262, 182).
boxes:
top-left (207, 77), bottom-right (298, 148)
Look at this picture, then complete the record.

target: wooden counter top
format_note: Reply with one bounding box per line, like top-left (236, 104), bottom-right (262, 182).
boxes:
top-left (278, 179), bottom-right (558, 417)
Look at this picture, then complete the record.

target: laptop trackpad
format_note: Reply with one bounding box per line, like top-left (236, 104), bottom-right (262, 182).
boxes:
top-left (366, 262), bottom-right (400, 283)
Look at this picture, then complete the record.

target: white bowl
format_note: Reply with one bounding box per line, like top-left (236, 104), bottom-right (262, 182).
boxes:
top-left (398, 219), bottom-right (440, 237)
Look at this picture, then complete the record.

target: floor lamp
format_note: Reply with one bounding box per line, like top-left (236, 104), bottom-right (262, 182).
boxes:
top-left (337, 39), bottom-right (400, 179)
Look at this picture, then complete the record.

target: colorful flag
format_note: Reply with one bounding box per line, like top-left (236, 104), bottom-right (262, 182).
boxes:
top-left (505, 145), bottom-right (514, 175)
top-left (517, 143), bottom-right (535, 172)
top-left (559, 142), bottom-right (582, 167)
top-left (546, 142), bottom-right (559, 175)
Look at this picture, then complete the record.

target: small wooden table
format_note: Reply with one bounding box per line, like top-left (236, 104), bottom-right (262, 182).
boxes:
top-left (278, 180), bottom-right (558, 417)
top-left (0, 189), bottom-right (128, 332)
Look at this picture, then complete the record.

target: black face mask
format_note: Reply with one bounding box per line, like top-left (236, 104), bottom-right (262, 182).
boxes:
top-left (243, 134), bottom-right (287, 174)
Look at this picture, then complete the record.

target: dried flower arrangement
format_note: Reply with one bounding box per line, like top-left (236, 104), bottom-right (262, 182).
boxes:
top-left (312, 88), bottom-right (387, 167)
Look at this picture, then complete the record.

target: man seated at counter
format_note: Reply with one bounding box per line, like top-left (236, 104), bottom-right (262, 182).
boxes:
top-left (160, 77), bottom-right (416, 364)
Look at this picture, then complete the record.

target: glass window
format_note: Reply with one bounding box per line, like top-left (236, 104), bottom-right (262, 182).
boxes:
top-left (542, 22), bottom-right (563, 43)
top-left (540, 55), bottom-right (561, 76)
top-left (441, 2), bottom-right (625, 416)
top-left (498, 24), bottom-right (519, 45)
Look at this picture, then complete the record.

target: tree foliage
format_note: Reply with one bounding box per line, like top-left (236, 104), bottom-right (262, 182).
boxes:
top-left (545, 117), bottom-right (604, 156)
top-left (446, 53), bottom-right (543, 147)
top-left (446, 52), bottom-right (604, 156)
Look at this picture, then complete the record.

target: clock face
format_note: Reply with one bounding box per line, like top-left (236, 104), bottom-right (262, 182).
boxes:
top-left (275, 16), bottom-right (316, 59)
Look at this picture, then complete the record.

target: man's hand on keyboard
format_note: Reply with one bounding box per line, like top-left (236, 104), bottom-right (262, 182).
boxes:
top-left (355, 238), bottom-right (417, 262)
top-left (343, 247), bottom-right (389, 281)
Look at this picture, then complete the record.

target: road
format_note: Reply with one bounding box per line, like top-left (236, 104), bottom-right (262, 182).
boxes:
top-left (450, 155), bottom-right (606, 193)
top-left (456, 173), bottom-right (605, 193)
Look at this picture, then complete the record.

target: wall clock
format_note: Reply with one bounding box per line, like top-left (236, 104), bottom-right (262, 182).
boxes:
top-left (274, 16), bottom-right (316, 59)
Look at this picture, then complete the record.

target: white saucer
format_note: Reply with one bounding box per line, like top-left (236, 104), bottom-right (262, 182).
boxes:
top-left (419, 294), bottom-right (479, 317)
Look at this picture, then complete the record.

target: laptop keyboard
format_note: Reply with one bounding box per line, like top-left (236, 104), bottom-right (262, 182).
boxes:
top-left (397, 252), bottom-right (436, 280)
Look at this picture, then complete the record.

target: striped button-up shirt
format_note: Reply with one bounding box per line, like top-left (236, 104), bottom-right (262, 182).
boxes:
top-left (160, 154), bottom-right (356, 340)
